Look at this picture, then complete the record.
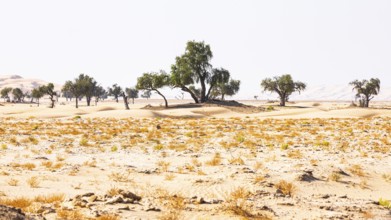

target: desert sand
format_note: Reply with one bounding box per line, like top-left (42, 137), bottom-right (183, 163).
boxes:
top-left (1, 99), bottom-right (391, 219)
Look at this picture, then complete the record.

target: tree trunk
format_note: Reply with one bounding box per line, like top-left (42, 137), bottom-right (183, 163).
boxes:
top-left (50, 96), bottom-right (55, 108)
top-left (365, 96), bottom-right (370, 108)
top-left (76, 97), bottom-right (79, 108)
top-left (206, 84), bottom-right (214, 101)
top-left (115, 96), bottom-right (119, 103)
top-left (86, 96), bottom-right (91, 106)
top-left (221, 93), bottom-right (225, 100)
top-left (122, 92), bottom-right (129, 110)
top-left (154, 89), bottom-right (168, 108)
top-left (279, 95), bottom-right (286, 106)
top-left (37, 99), bottom-right (40, 107)
top-left (181, 86), bottom-right (199, 103)
top-left (200, 76), bottom-right (206, 103)
top-left (132, 98), bottom-right (135, 104)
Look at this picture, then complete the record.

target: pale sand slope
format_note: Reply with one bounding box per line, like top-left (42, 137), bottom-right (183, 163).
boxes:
top-left (1, 99), bottom-right (391, 119)
top-left (0, 100), bottom-right (391, 219)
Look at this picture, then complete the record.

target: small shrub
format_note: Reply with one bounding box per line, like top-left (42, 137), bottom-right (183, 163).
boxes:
top-left (328, 173), bottom-right (341, 182)
top-left (7, 178), bottom-right (19, 186)
top-left (379, 198), bottom-right (391, 209)
top-left (206, 153), bottom-right (222, 166)
top-left (27, 176), bottom-right (40, 188)
top-left (275, 180), bottom-right (296, 196)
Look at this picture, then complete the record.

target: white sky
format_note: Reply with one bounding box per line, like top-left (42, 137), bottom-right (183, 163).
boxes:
top-left (0, 0), bottom-right (390, 98)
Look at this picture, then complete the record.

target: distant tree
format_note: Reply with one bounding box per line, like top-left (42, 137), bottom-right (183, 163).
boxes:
top-left (209, 78), bottom-right (241, 100)
top-left (141, 90), bottom-right (151, 100)
top-left (254, 95), bottom-right (258, 100)
top-left (40, 83), bottom-right (57, 108)
top-left (349, 78), bottom-right (380, 108)
top-left (79, 74), bottom-right (97, 106)
top-left (63, 80), bottom-right (84, 108)
top-left (171, 41), bottom-right (236, 103)
top-left (62, 89), bottom-right (73, 101)
top-left (126, 87), bottom-right (139, 104)
top-left (24, 91), bottom-right (33, 103)
top-left (108, 84), bottom-right (122, 103)
top-left (219, 79), bottom-right (241, 100)
top-left (12, 88), bottom-right (24, 102)
top-left (93, 85), bottom-right (106, 106)
top-left (136, 71), bottom-right (170, 108)
top-left (31, 87), bottom-right (45, 106)
top-left (1, 87), bottom-right (12, 102)
top-left (260, 74), bottom-right (306, 106)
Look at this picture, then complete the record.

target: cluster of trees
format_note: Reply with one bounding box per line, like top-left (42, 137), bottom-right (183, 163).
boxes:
top-left (0, 83), bottom-right (57, 108)
top-left (260, 74), bottom-right (381, 108)
top-left (61, 75), bottom-right (146, 109)
top-left (0, 40), bottom-right (382, 109)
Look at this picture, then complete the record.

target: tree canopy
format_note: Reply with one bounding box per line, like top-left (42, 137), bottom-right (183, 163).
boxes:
top-left (1, 87), bottom-right (12, 102)
top-left (136, 71), bottom-right (170, 108)
top-left (170, 41), bottom-right (238, 103)
top-left (126, 87), bottom-right (139, 104)
top-left (108, 84), bottom-right (122, 103)
top-left (261, 74), bottom-right (306, 106)
top-left (349, 78), bottom-right (380, 107)
top-left (12, 88), bottom-right (24, 102)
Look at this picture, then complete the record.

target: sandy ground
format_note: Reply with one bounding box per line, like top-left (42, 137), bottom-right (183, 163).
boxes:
top-left (0, 99), bottom-right (391, 219)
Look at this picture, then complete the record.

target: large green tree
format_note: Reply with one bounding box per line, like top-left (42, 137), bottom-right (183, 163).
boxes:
top-left (136, 71), bottom-right (170, 108)
top-left (1, 87), bottom-right (12, 102)
top-left (170, 41), bottom-right (235, 103)
top-left (349, 78), bottom-right (380, 108)
top-left (260, 74), bottom-right (306, 106)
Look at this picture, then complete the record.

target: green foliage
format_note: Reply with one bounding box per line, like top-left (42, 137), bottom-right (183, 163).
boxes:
top-left (12, 88), bottom-right (24, 102)
top-left (125, 88), bottom-right (138, 104)
top-left (210, 78), bottom-right (241, 100)
top-left (349, 78), bottom-right (380, 108)
top-left (108, 84), bottom-right (122, 103)
top-left (281, 143), bottom-right (289, 150)
top-left (136, 71), bottom-right (170, 107)
top-left (266, 106), bottom-right (274, 111)
top-left (31, 87), bottom-right (44, 104)
top-left (141, 90), bottom-right (151, 99)
top-left (170, 41), bottom-right (236, 103)
top-left (379, 198), bottom-right (391, 209)
top-left (1, 87), bottom-right (12, 101)
top-left (260, 74), bottom-right (306, 106)
top-left (94, 85), bottom-right (107, 103)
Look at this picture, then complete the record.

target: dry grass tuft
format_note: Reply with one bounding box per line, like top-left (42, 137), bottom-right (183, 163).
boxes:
top-left (27, 176), bottom-right (40, 188)
top-left (275, 180), bottom-right (296, 197)
top-left (349, 164), bottom-right (365, 177)
top-left (56, 208), bottom-right (85, 220)
top-left (206, 153), bottom-right (222, 166)
top-left (7, 178), bottom-right (19, 186)
top-left (96, 214), bottom-right (121, 220)
top-left (0, 197), bottom-right (32, 211)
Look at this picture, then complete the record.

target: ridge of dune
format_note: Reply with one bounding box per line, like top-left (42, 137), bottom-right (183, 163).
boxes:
top-left (0, 74), bottom-right (62, 91)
